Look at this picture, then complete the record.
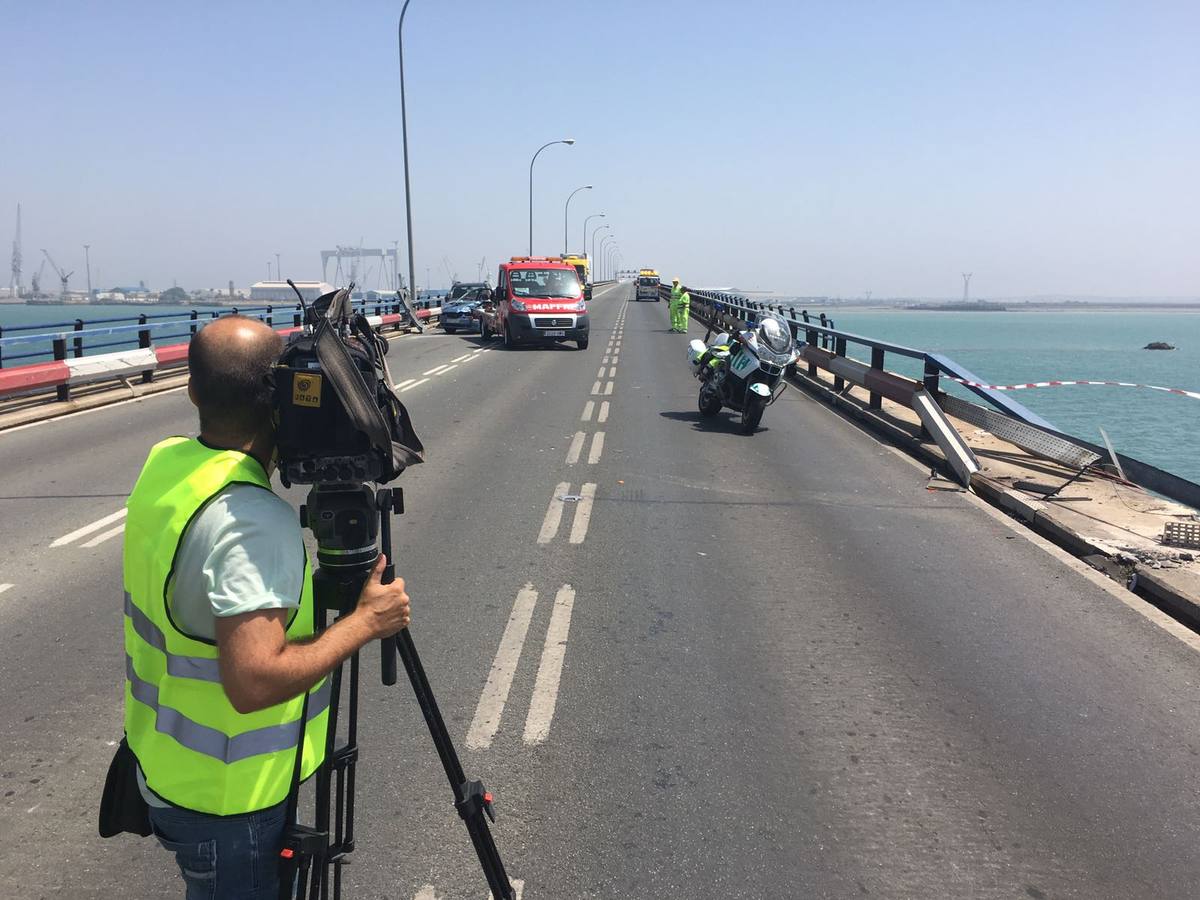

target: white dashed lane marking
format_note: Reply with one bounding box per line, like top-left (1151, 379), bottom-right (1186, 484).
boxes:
top-left (400, 378), bottom-right (429, 392)
top-left (52, 508), bottom-right (127, 548)
top-left (603, 382), bottom-right (614, 395)
top-left (537, 482), bottom-right (571, 544)
top-left (465, 584), bottom-right (539, 751)
top-left (598, 401), bottom-right (610, 423)
top-left (587, 432), bottom-right (605, 465)
top-left (581, 401), bottom-right (594, 422)
top-left (608, 366), bottom-right (617, 377)
top-left (81, 523), bottom-right (125, 548)
top-left (523, 585), bottom-right (577, 746)
top-left (568, 483), bottom-right (597, 544)
top-left (394, 378), bottom-right (416, 390)
top-left (565, 432), bottom-right (586, 465)
top-left (590, 381), bottom-right (603, 395)
top-left (0, 584), bottom-right (13, 596)
top-left (450, 353), bottom-right (472, 362)
top-left (423, 364), bottom-right (450, 376)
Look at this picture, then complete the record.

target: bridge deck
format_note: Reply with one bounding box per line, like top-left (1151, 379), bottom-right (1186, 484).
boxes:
top-left (2, 282), bottom-right (1199, 898)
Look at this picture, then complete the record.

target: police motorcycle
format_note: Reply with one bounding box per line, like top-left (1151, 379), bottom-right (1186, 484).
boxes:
top-left (687, 312), bottom-right (802, 433)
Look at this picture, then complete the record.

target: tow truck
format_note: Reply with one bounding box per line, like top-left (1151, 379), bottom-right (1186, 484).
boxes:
top-left (635, 268), bottom-right (661, 301)
top-left (478, 257), bottom-right (590, 350)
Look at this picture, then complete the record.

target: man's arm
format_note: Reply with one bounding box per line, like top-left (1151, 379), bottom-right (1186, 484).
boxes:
top-left (214, 554), bottom-right (410, 713)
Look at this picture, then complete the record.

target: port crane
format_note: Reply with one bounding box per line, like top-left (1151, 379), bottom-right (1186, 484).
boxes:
top-left (41, 249), bottom-right (73, 300)
top-left (30, 259), bottom-right (46, 298)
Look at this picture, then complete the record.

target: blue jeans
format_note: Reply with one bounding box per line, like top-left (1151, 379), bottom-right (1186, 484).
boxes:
top-left (149, 800), bottom-right (288, 900)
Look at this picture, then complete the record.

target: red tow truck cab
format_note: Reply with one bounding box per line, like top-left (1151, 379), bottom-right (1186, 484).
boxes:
top-left (479, 257), bottom-right (590, 350)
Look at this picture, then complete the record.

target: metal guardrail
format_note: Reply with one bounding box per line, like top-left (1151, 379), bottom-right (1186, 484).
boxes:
top-left (0, 298), bottom-right (434, 369)
top-left (680, 286), bottom-right (1200, 510)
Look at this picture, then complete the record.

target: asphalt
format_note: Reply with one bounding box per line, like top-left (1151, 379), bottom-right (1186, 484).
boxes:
top-left (2, 282), bottom-right (1200, 898)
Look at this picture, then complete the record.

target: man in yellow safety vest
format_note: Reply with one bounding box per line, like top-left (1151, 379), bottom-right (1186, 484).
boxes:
top-left (121, 316), bottom-right (411, 898)
top-left (669, 277), bottom-right (691, 332)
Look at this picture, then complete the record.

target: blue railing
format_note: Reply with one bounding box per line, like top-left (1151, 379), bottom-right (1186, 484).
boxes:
top-left (0, 292), bottom-right (449, 369)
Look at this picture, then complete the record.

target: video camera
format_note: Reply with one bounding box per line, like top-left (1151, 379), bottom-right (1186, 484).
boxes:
top-left (272, 282), bottom-right (424, 574)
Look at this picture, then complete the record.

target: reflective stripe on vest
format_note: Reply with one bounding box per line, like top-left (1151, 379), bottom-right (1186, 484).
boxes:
top-left (126, 654), bottom-right (331, 764)
top-left (123, 437), bottom-right (328, 815)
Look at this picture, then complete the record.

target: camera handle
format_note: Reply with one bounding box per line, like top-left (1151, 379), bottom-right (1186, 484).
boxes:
top-left (375, 488), bottom-right (515, 900)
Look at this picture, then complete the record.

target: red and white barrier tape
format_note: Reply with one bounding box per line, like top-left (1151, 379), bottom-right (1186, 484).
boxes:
top-left (948, 377), bottom-right (1200, 401)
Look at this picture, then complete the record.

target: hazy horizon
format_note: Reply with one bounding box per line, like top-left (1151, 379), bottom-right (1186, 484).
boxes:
top-left (4, 1), bottom-right (1198, 298)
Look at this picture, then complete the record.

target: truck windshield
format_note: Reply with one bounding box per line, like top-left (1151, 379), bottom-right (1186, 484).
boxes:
top-left (638, 277), bottom-right (657, 285)
top-left (509, 268), bottom-right (582, 299)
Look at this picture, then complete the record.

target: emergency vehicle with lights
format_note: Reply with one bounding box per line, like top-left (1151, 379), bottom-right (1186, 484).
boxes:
top-left (478, 257), bottom-right (590, 350)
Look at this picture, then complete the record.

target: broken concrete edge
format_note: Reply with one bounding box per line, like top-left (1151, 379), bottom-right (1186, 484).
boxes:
top-left (783, 364), bottom-right (1200, 628)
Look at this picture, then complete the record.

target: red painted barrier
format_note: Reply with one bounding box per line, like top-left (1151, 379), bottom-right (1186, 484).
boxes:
top-left (0, 360), bottom-right (68, 395)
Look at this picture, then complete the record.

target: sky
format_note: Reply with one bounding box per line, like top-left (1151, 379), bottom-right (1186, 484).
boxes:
top-left (3, 0), bottom-right (1198, 298)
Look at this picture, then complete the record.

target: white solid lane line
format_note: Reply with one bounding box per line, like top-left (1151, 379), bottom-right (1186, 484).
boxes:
top-left (603, 382), bottom-right (614, 395)
top-left (565, 432), bottom-right (586, 465)
top-left (82, 523), bottom-right (125, 548)
top-left (465, 585), bottom-right (539, 751)
top-left (569, 483), bottom-right (597, 544)
top-left (581, 400), bottom-right (594, 422)
top-left (590, 381), bottom-right (602, 395)
top-left (394, 378), bottom-right (416, 390)
top-left (523, 585), bottom-right (577, 746)
top-left (400, 378), bottom-right (429, 392)
top-left (598, 401), bottom-right (610, 423)
top-left (423, 364), bottom-right (450, 376)
top-left (52, 508), bottom-right (127, 548)
top-left (537, 482), bottom-right (571, 544)
top-left (587, 432), bottom-right (605, 465)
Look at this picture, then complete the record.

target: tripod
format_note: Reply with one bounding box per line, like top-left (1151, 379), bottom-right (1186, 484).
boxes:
top-left (282, 487), bottom-right (514, 899)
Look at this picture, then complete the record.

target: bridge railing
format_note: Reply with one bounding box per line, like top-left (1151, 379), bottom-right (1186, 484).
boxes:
top-left (678, 285), bottom-right (1200, 510)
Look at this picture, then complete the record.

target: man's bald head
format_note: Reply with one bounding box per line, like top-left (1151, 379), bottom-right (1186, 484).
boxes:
top-left (188, 316), bottom-right (283, 438)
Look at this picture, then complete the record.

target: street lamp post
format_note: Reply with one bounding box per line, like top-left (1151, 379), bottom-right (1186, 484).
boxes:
top-left (599, 235), bottom-right (614, 280)
top-left (83, 244), bottom-right (92, 300)
top-left (398, 1), bottom-right (418, 312)
top-left (563, 185), bottom-right (592, 255)
top-left (529, 138), bottom-right (575, 255)
top-left (607, 245), bottom-right (619, 281)
top-left (590, 224), bottom-right (610, 279)
top-left (582, 213), bottom-right (604, 273)
top-left (275, 252), bottom-right (281, 282)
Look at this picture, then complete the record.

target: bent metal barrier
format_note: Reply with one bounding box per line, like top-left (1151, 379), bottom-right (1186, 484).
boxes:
top-left (0, 300), bottom-right (443, 404)
top-left (676, 285), bottom-right (1200, 510)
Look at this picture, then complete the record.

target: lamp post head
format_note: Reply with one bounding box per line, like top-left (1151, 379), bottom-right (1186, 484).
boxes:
top-left (584, 184), bottom-right (593, 189)
top-left (563, 138), bottom-right (576, 145)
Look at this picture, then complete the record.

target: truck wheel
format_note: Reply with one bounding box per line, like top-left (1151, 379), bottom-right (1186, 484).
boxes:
top-left (576, 338), bottom-right (589, 350)
top-left (444, 327), bottom-right (456, 334)
top-left (503, 325), bottom-right (515, 349)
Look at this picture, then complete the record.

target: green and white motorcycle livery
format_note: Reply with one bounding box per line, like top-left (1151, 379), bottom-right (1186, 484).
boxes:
top-left (687, 313), bottom-right (801, 434)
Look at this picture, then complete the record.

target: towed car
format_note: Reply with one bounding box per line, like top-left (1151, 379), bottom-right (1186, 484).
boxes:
top-left (441, 287), bottom-right (488, 333)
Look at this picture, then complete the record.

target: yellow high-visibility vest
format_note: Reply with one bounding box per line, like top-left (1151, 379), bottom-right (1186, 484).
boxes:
top-left (123, 437), bottom-right (328, 815)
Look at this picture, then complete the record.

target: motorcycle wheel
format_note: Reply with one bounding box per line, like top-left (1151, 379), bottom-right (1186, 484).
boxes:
top-left (698, 384), bottom-right (722, 418)
top-left (741, 397), bottom-right (766, 433)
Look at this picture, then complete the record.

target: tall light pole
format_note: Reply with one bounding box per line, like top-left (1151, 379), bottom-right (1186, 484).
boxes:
top-left (583, 213), bottom-right (604, 271)
top-left (599, 235), bottom-right (614, 280)
top-left (590, 224), bottom-right (609, 279)
top-left (83, 244), bottom-right (92, 300)
top-left (398, 1), bottom-right (418, 307)
top-left (529, 138), bottom-right (575, 255)
top-left (606, 245), bottom-right (619, 281)
top-left (267, 261), bottom-right (272, 281)
top-left (962, 272), bottom-right (972, 303)
top-left (563, 185), bottom-right (592, 255)
top-left (275, 252), bottom-right (281, 283)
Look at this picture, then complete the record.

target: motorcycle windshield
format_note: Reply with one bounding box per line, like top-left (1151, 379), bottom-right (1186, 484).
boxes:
top-left (756, 315), bottom-right (796, 364)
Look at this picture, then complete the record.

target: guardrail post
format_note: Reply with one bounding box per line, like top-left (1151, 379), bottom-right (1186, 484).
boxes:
top-left (819, 313), bottom-right (829, 349)
top-left (923, 357), bottom-right (940, 394)
top-left (54, 337), bottom-right (70, 401)
top-left (869, 348), bottom-right (884, 409)
top-left (265, 305), bottom-right (273, 327)
top-left (833, 336), bottom-right (847, 391)
top-left (73, 319), bottom-right (85, 358)
top-left (0, 323), bottom-right (4, 368)
top-left (190, 310), bottom-right (199, 336)
top-left (138, 314), bottom-right (153, 384)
